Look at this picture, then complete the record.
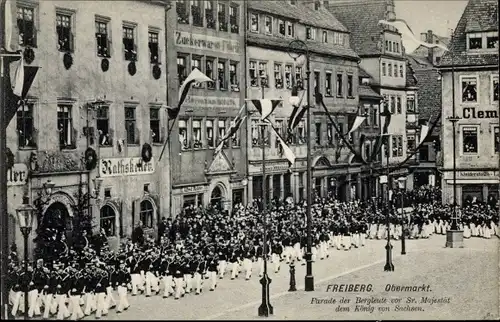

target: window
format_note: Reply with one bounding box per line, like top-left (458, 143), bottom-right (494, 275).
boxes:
top-left (96, 106), bottom-right (111, 146)
top-left (139, 200), bottom-right (154, 229)
top-left (347, 75), bottom-right (353, 97)
top-left (461, 76), bottom-right (478, 102)
top-left (372, 105), bottom-right (379, 127)
top-left (218, 119), bottom-right (227, 147)
top-left (336, 73), bottom-right (343, 97)
top-left (249, 61), bottom-right (258, 86)
top-left (407, 135), bottom-right (416, 154)
top-left (183, 193), bottom-right (203, 208)
top-left (486, 32), bottom-right (499, 49)
top-left (391, 137), bottom-right (398, 157)
top-left (251, 119), bottom-right (259, 147)
top-left (334, 32), bottom-right (344, 45)
top-left (494, 127), bottom-right (500, 153)
top-left (290, 0), bottom-right (297, 4)
top-left (230, 62), bottom-right (238, 88)
top-left (492, 75), bottom-right (499, 102)
top-left (274, 63), bottom-right (283, 89)
top-left (382, 62), bottom-right (386, 76)
top-left (322, 30), bottom-right (328, 43)
top-left (399, 64), bottom-right (404, 78)
top-left (218, 3), bottom-right (227, 32)
top-left (218, 60), bottom-right (227, 90)
top-left (265, 16), bottom-right (272, 34)
top-left (150, 108), bottom-right (161, 143)
top-left (100, 205), bottom-right (116, 237)
top-left (148, 31), bottom-right (159, 64)
top-left (315, 122), bottom-right (321, 145)
top-left (468, 33), bottom-right (482, 49)
top-left (327, 123), bottom-right (333, 146)
top-left (390, 96), bottom-right (395, 113)
top-left (407, 94), bottom-right (415, 113)
top-left (232, 119), bottom-right (241, 147)
top-left (325, 72), bottom-right (332, 96)
top-left (206, 58), bottom-right (215, 89)
top-left (385, 40), bottom-right (389, 51)
top-left (250, 13), bottom-right (259, 32)
top-left (306, 27), bottom-right (315, 40)
top-left (205, 0), bottom-right (215, 29)
top-left (17, 103), bottom-right (35, 148)
top-left (192, 119), bottom-right (202, 148)
top-left (206, 119), bottom-right (214, 148)
top-left (285, 65), bottom-right (292, 89)
top-left (389, 41), bottom-right (393, 52)
top-left (296, 66), bottom-right (304, 90)
top-left (462, 127), bottom-right (478, 154)
top-left (258, 62), bottom-right (268, 86)
top-left (192, 0), bottom-right (203, 27)
top-left (123, 25), bottom-right (137, 61)
top-left (395, 42), bottom-right (399, 53)
top-left (297, 120), bottom-right (306, 144)
top-left (314, 0), bottom-right (320, 10)
top-left (396, 96), bottom-right (402, 114)
top-left (388, 63), bottom-right (392, 77)
top-left (56, 13), bottom-right (73, 52)
top-left (177, 55), bottom-right (187, 84)
top-left (179, 119), bottom-right (189, 149)
top-left (95, 19), bottom-right (110, 57)
top-left (398, 136), bottom-right (403, 156)
top-left (229, 5), bottom-right (239, 33)
top-left (364, 104), bottom-right (371, 126)
top-left (125, 107), bottom-right (137, 145)
top-left (314, 71), bottom-right (320, 94)
top-left (57, 105), bottom-right (73, 149)
top-left (17, 6), bottom-right (36, 47)
top-left (177, 0), bottom-right (189, 24)
top-left (278, 19), bottom-right (286, 36)
top-left (286, 22), bottom-right (294, 37)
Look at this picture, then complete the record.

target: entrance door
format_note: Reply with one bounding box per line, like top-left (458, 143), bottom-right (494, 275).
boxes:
top-left (210, 186), bottom-right (223, 210)
top-left (232, 188), bottom-right (244, 208)
top-left (272, 175), bottom-right (281, 202)
top-left (41, 202), bottom-right (72, 235)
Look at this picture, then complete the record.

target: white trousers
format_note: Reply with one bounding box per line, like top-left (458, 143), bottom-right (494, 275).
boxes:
top-left (42, 293), bottom-right (54, 318)
top-left (335, 236), bottom-right (342, 250)
top-left (271, 253), bottom-right (281, 273)
top-left (130, 273), bottom-right (142, 295)
top-left (193, 272), bottom-right (203, 294)
top-left (218, 260), bottom-right (227, 278)
top-left (28, 289), bottom-right (41, 318)
top-left (343, 236), bottom-right (351, 251)
top-left (184, 274), bottom-right (193, 293)
top-left (283, 246), bottom-right (293, 263)
top-left (83, 293), bottom-right (96, 316)
top-left (162, 276), bottom-right (174, 297)
top-left (10, 291), bottom-right (22, 317)
top-left (145, 272), bottom-right (159, 296)
top-left (69, 295), bottom-right (84, 321)
top-left (55, 294), bottom-right (69, 320)
top-left (116, 286), bottom-right (130, 312)
top-left (208, 271), bottom-right (217, 290)
top-left (94, 292), bottom-right (107, 318)
top-left (243, 258), bottom-right (253, 279)
top-left (174, 277), bottom-right (184, 299)
top-left (293, 243), bottom-right (302, 261)
top-left (106, 286), bottom-right (117, 309)
top-left (230, 262), bottom-right (239, 279)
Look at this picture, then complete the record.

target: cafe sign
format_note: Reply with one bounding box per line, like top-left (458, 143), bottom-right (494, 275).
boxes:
top-left (175, 31), bottom-right (241, 54)
top-left (99, 157), bottom-right (155, 178)
top-left (7, 163), bottom-right (28, 186)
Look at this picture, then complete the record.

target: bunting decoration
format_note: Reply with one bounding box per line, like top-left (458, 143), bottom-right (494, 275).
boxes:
top-left (214, 105), bottom-right (249, 155)
top-left (418, 117), bottom-right (431, 146)
top-left (370, 105), bottom-right (392, 162)
top-left (271, 125), bottom-right (296, 167)
top-left (347, 115), bottom-right (366, 134)
top-left (11, 57), bottom-right (24, 97)
top-left (4, 0), bottom-right (19, 52)
top-left (248, 99), bottom-right (282, 121)
top-left (287, 86), bottom-right (307, 132)
top-left (378, 19), bottom-right (449, 52)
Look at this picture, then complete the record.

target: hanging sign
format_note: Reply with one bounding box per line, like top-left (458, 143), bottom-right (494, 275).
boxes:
top-left (7, 163), bottom-right (28, 186)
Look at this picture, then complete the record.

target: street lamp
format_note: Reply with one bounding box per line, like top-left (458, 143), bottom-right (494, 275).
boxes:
top-left (16, 196), bottom-right (35, 321)
top-left (258, 74), bottom-right (273, 317)
top-left (288, 39), bottom-right (314, 292)
top-left (89, 177), bottom-right (103, 200)
top-left (397, 177), bottom-right (407, 255)
top-left (381, 171), bottom-right (394, 271)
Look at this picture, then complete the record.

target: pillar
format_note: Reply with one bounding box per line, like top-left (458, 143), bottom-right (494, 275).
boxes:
top-left (280, 174), bottom-right (285, 200)
top-left (356, 176), bottom-right (362, 200)
top-left (293, 172), bottom-right (300, 202)
top-left (482, 184), bottom-right (488, 203)
top-left (247, 176), bottom-right (254, 204)
top-left (346, 174), bottom-right (352, 202)
top-left (268, 176), bottom-right (273, 201)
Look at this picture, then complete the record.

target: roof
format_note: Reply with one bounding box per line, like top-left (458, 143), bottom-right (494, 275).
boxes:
top-left (326, 0), bottom-right (390, 55)
top-left (439, 0), bottom-right (499, 67)
top-left (407, 55), bottom-right (434, 68)
top-left (359, 85), bottom-right (382, 99)
top-left (358, 67), bottom-right (372, 78)
top-left (411, 33), bottom-right (450, 56)
top-left (246, 32), bottom-right (359, 61)
top-left (405, 59), bottom-right (418, 87)
top-left (414, 68), bottom-right (441, 122)
top-left (247, 0), bottom-right (348, 32)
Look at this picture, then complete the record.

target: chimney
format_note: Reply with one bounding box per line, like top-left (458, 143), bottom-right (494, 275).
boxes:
top-left (426, 30), bottom-right (433, 44)
top-left (427, 30), bottom-right (434, 65)
top-left (386, 0), bottom-right (396, 20)
top-left (420, 32), bottom-right (427, 42)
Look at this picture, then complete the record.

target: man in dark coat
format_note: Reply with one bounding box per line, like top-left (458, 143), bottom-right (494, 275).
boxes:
top-left (132, 221), bottom-right (145, 246)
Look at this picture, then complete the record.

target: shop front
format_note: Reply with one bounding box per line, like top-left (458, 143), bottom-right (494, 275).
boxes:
top-left (442, 170), bottom-right (499, 206)
top-left (248, 161), bottom-right (293, 202)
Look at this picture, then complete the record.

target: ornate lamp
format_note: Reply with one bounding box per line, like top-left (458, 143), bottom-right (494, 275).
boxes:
top-left (16, 196), bottom-right (35, 236)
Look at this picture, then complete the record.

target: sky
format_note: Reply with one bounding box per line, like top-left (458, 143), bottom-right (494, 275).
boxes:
top-left (395, 0), bottom-right (468, 52)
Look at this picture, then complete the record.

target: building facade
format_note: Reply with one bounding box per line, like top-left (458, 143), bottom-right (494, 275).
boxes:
top-left (439, 0), bottom-right (499, 205)
top-left (6, 0), bottom-right (169, 255)
top-left (245, 0), bottom-right (361, 203)
top-left (167, 0), bottom-right (247, 215)
top-left (328, 0), bottom-right (416, 191)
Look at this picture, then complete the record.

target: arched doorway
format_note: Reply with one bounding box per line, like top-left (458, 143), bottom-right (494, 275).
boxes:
top-left (100, 205), bottom-right (116, 237)
top-left (210, 186), bottom-right (223, 210)
top-left (41, 202), bottom-right (72, 234)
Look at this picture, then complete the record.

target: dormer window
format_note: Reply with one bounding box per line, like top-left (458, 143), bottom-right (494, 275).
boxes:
top-left (468, 33), bottom-right (482, 49)
top-left (486, 32), bottom-right (499, 49)
top-left (314, 0), bottom-right (320, 10)
top-left (467, 32), bottom-right (498, 51)
top-left (361, 77), bottom-right (370, 85)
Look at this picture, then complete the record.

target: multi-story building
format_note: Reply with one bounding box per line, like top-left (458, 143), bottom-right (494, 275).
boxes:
top-left (245, 0), bottom-right (361, 203)
top-left (413, 30), bottom-right (450, 66)
top-left (439, 0), bottom-right (499, 205)
top-left (167, 0), bottom-right (247, 214)
top-left (327, 0), bottom-right (416, 191)
top-left (6, 0), bottom-right (169, 255)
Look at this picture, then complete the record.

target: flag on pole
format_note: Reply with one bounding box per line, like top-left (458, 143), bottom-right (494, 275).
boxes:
top-left (4, 0), bottom-right (19, 52)
top-left (378, 19), bottom-right (449, 52)
top-left (287, 86), bottom-right (307, 132)
top-left (273, 126), bottom-right (296, 166)
top-left (214, 105), bottom-right (248, 155)
top-left (248, 99), bottom-right (281, 121)
top-left (347, 115), bottom-right (366, 134)
top-left (10, 57), bottom-right (24, 97)
top-left (167, 68), bottom-right (212, 120)
top-left (418, 117), bottom-right (431, 145)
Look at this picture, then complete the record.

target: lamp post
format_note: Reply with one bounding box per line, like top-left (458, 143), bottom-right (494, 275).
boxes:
top-left (16, 196), bottom-right (35, 320)
top-left (382, 142), bottom-right (394, 271)
top-left (288, 39), bottom-right (314, 292)
top-left (258, 75), bottom-right (273, 317)
top-left (397, 177), bottom-right (407, 255)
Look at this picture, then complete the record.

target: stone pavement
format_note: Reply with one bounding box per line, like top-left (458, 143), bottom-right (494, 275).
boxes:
top-left (93, 235), bottom-right (498, 321)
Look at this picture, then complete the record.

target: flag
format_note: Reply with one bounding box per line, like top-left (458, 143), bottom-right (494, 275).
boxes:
top-left (348, 116), bottom-right (366, 134)
top-left (249, 99), bottom-right (281, 121)
top-left (273, 126), bottom-right (296, 166)
top-left (370, 106), bottom-right (392, 161)
top-left (10, 57), bottom-right (24, 97)
top-left (4, 0), bottom-right (19, 52)
top-left (378, 19), bottom-right (449, 52)
top-left (288, 86), bottom-right (307, 132)
top-left (418, 117), bottom-right (431, 145)
top-left (214, 105), bottom-right (247, 155)
top-left (167, 68), bottom-right (212, 120)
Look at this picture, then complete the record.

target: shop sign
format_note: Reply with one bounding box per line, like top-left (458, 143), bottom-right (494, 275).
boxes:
top-left (99, 157), bottom-right (155, 177)
top-left (181, 185), bottom-right (205, 194)
top-left (462, 107), bottom-right (498, 119)
top-left (457, 170), bottom-right (499, 179)
top-left (183, 95), bottom-right (239, 109)
top-left (175, 31), bottom-right (241, 54)
top-left (7, 163), bottom-right (28, 186)
top-left (249, 162), bottom-right (290, 174)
